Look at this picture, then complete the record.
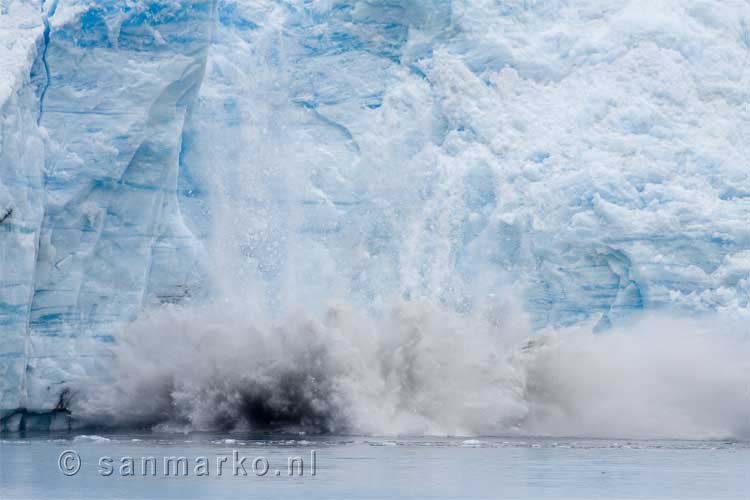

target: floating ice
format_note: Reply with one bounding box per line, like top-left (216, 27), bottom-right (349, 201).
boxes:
top-left (73, 434), bottom-right (111, 444)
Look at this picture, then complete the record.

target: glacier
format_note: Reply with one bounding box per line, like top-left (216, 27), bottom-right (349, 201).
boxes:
top-left (1, 0), bottom-right (750, 436)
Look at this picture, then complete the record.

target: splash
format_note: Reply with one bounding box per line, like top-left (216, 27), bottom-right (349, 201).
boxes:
top-left (74, 303), bottom-right (750, 440)
top-left (73, 298), bottom-right (529, 436)
top-left (522, 317), bottom-right (750, 439)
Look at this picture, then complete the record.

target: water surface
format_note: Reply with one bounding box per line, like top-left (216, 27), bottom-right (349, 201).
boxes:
top-left (1, 434), bottom-right (747, 499)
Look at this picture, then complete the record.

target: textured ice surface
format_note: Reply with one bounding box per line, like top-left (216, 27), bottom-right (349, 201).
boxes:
top-left (2, 0), bottom-right (750, 423)
top-left (190, 0), bottom-right (750, 326)
top-left (1, 0), bottom-right (214, 417)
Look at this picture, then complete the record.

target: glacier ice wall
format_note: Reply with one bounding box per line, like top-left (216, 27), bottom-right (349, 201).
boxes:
top-left (1, 0), bottom-right (750, 429)
top-left (0, 0), bottom-right (214, 420)
top-left (0, 0), bottom-right (46, 416)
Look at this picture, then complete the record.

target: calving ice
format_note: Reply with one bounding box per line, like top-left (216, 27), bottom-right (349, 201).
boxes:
top-left (1, 0), bottom-right (749, 440)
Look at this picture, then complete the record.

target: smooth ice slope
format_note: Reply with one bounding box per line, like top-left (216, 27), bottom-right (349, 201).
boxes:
top-left (1, 0), bottom-right (750, 430)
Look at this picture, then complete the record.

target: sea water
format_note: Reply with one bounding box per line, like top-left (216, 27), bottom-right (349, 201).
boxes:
top-left (1, 434), bottom-right (748, 499)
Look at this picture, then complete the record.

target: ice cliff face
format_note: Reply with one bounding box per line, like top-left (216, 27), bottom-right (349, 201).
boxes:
top-left (2, 0), bottom-right (750, 427)
top-left (1, 0), bottom-right (214, 423)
